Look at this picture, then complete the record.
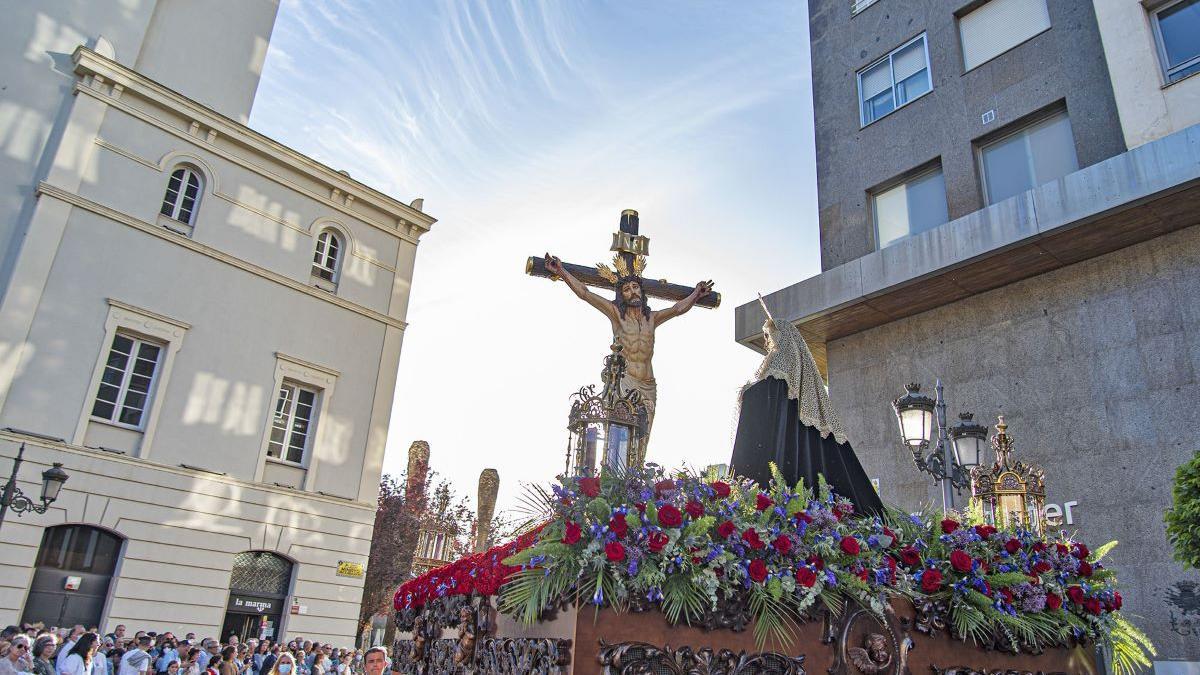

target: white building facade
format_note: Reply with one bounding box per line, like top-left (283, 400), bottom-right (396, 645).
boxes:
top-left (0, 1), bottom-right (434, 645)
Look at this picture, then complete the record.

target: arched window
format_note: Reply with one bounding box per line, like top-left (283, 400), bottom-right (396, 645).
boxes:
top-left (160, 166), bottom-right (203, 225)
top-left (311, 230), bottom-right (343, 283)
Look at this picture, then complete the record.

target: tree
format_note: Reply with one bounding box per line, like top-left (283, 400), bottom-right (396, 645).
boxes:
top-left (357, 465), bottom-right (508, 643)
top-left (1166, 451), bottom-right (1200, 570)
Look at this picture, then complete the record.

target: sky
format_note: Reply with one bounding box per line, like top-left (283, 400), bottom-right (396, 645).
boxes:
top-left (249, 0), bottom-right (821, 517)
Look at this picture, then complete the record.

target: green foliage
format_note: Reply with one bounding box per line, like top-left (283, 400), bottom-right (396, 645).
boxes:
top-left (587, 497), bottom-right (612, 521)
top-left (1107, 613), bottom-right (1156, 675)
top-left (661, 573), bottom-right (706, 625)
top-left (748, 585), bottom-right (798, 649)
top-left (1091, 540), bottom-right (1118, 564)
top-left (1166, 451), bottom-right (1200, 570)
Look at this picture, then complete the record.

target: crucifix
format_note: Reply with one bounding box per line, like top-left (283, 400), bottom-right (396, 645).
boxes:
top-left (526, 209), bottom-right (720, 454)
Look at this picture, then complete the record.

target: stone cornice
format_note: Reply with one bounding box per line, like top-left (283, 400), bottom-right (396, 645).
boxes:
top-left (71, 46), bottom-right (436, 237)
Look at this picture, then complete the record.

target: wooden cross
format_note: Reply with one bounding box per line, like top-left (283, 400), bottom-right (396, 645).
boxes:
top-left (525, 209), bottom-right (721, 309)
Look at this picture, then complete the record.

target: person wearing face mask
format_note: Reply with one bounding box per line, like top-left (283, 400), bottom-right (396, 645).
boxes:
top-left (267, 654), bottom-right (294, 675)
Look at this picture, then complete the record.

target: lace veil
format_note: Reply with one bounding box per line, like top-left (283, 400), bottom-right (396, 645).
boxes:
top-left (737, 298), bottom-right (848, 445)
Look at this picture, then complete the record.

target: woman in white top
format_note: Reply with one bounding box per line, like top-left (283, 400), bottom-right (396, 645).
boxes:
top-left (60, 634), bottom-right (99, 675)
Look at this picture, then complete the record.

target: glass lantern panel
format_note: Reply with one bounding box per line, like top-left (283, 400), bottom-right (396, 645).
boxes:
top-left (952, 435), bottom-right (983, 467)
top-left (581, 424), bottom-right (603, 475)
top-left (899, 408), bottom-right (932, 446)
top-left (604, 424), bottom-right (630, 472)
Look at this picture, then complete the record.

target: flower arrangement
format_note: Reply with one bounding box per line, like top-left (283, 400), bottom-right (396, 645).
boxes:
top-left (395, 464), bottom-right (1154, 675)
top-left (394, 523), bottom-right (546, 611)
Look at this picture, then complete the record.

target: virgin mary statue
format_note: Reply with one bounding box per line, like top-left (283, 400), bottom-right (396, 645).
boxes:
top-left (730, 302), bottom-right (884, 517)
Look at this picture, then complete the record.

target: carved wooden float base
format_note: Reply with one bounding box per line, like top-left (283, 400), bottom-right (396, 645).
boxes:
top-left (392, 596), bottom-right (1099, 674)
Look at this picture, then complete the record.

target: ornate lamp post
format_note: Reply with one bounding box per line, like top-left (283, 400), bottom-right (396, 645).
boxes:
top-left (892, 381), bottom-right (988, 510)
top-left (565, 342), bottom-right (648, 476)
top-left (970, 417), bottom-right (1047, 533)
top-left (0, 442), bottom-right (69, 533)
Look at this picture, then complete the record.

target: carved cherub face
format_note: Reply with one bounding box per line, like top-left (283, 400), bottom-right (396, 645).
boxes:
top-left (867, 634), bottom-right (888, 661)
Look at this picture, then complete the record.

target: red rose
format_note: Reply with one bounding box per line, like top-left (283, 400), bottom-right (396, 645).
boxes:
top-left (685, 500), bottom-right (704, 519)
top-left (658, 504), bottom-right (683, 528)
top-left (1114, 592), bottom-right (1123, 610)
top-left (950, 550), bottom-right (973, 573)
top-left (1084, 598), bottom-right (1103, 615)
top-left (654, 479), bottom-right (676, 496)
top-left (974, 524), bottom-right (996, 540)
top-left (1045, 592), bottom-right (1062, 610)
top-left (647, 531), bottom-right (669, 553)
top-left (941, 518), bottom-right (959, 534)
top-left (795, 511), bottom-right (813, 524)
top-left (756, 493), bottom-right (774, 511)
top-left (796, 566), bottom-right (817, 587)
top-left (1004, 538), bottom-right (1021, 555)
top-left (578, 477), bottom-right (601, 498)
top-left (807, 555), bottom-right (825, 570)
top-left (717, 520), bottom-right (735, 538)
top-left (1067, 585), bottom-right (1085, 604)
top-left (899, 547), bottom-right (921, 567)
top-left (710, 481), bottom-right (731, 498)
top-left (748, 559), bottom-right (768, 583)
top-left (921, 569), bottom-right (944, 593)
top-left (1073, 543), bottom-right (1090, 560)
top-left (772, 535), bottom-right (793, 555)
top-left (635, 502), bottom-right (646, 513)
top-left (832, 503), bottom-right (851, 520)
top-left (562, 521), bottom-right (582, 545)
top-left (609, 515), bottom-right (628, 538)
top-left (839, 536), bottom-right (861, 556)
top-left (1033, 560), bottom-right (1052, 574)
top-left (605, 541), bottom-right (626, 562)
top-left (1077, 560), bottom-right (1093, 577)
top-left (742, 528), bottom-right (765, 550)
top-left (1055, 543), bottom-right (1070, 556)
top-left (858, 568), bottom-right (870, 582)
top-left (1032, 541), bottom-right (1047, 553)
top-left (999, 587), bottom-right (1014, 604)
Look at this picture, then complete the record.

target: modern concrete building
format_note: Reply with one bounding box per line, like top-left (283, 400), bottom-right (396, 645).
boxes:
top-left (736, 0), bottom-right (1200, 669)
top-left (0, 1), bottom-right (434, 644)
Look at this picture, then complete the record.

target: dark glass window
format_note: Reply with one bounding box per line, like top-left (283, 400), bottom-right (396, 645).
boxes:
top-left (35, 525), bottom-right (122, 575)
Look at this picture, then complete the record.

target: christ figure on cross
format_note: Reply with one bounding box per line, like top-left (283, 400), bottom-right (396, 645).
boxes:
top-left (543, 253), bottom-right (713, 438)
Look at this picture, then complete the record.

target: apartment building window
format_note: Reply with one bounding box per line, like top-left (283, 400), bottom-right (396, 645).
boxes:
top-left (91, 333), bottom-right (163, 429)
top-left (312, 230), bottom-right (343, 283)
top-left (1152, 0), bottom-right (1200, 84)
top-left (959, 0), bottom-right (1051, 71)
top-left (267, 382), bottom-right (319, 464)
top-left (979, 111), bottom-right (1078, 205)
top-left (159, 166), bottom-right (203, 226)
top-left (872, 165), bottom-right (949, 249)
top-left (858, 34), bottom-right (931, 126)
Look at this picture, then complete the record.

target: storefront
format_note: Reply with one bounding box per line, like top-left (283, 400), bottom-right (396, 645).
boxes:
top-left (220, 552), bottom-right (293, 643)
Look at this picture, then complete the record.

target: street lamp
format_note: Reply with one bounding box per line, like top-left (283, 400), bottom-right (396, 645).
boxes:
top-left (891, 381), bottom-right (986, 510)
top-left (0, 442), bottom-right (69, 532)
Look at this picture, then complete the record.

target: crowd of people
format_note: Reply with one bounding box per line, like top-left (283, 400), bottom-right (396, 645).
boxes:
top-left (0, 625), bottom-right (389, 675)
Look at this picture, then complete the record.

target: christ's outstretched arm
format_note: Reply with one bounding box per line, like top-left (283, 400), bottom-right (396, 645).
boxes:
top-left (545, 253), bottom-right (619, 324)
top-left (654, 280), bottom-right (713, 326)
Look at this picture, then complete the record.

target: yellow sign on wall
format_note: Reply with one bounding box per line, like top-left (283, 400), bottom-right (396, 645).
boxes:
top-left (336, 560), bottom-right (365, 578)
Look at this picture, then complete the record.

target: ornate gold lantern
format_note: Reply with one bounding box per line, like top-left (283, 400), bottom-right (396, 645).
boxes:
top-left (565, 342), bottom-right (648, 476)
top-left (970, 416), bottom-right (1047, 533)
